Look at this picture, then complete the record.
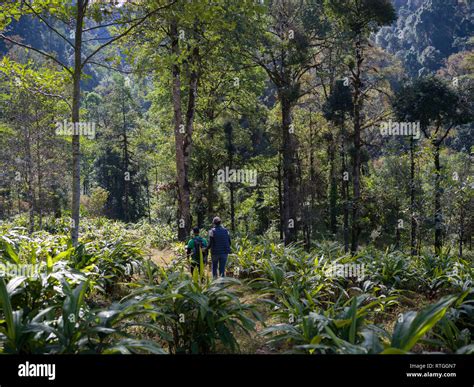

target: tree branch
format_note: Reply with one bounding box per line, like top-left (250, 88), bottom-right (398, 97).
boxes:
top-left (0, 34), bottom-right (73, 75)
top-left (81, 1), bottom-right (176, 69)
top-left (86, 61), bottom-right (133, 74)
top-left (23, 2), bottom-right (74, 48)
top-left (436, 124), bottom-right (454, 146)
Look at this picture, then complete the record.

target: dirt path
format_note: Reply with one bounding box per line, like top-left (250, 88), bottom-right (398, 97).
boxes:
top-left (148, 248), bottom-right (176, 267)
top-left (145, 250), bottom-right (275, 353)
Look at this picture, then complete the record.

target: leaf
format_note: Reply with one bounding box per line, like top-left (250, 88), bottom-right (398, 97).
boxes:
top-left (53, 248), bottom-right (74, 263)
top-left (0, 277), bottom-right (15, 344)
top-left (103, 339), bottom-right (166, 354)
top-left (381, 347), bottom-right (408, 354)
top-left (348, 296), bottom-right (358, 344)
top-left (455, 344), bottom-right (474, 354)
top-left (360, 329), bottom-right (383, 353)
top-left (390, 295), bottom-right (457, 351)
top-left (0, 236), bottom-right (20, 264)
top-left (6, 276), bottom-right (26, 296)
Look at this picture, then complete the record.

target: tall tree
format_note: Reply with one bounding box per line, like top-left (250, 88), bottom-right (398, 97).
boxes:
top-left (246, 0), bottom-right (329, 244)
top-left (0, 0), bottom-right (173, 244)
top-left (394, 76), bottom-right (472, 254)
top-left (131, 0), bottom-right (260, 240)
top-left (89, 75), bottom-right (146, 222)
top-left (0, 56), bottom-right (69, 231)
top-left (326, 0), bottom-right (396, 253)
top-left (323, 79), bottom-right (353, 251)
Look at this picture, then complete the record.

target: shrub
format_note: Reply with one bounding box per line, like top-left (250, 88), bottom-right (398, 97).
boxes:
top-left (128, 272), bottom-right (261, 354)
top-left (81, 187), bottom-right (109, 218)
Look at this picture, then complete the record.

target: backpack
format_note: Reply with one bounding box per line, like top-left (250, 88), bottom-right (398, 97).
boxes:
top-left (192, 237), bottom-right (208, 262)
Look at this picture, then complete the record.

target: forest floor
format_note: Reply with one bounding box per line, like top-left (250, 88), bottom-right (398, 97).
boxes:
top-left (148, 248), bottom-right (175, 267)
top-left (141, 249), bottom-right (435, 354)
top-left (146, 248), bottom-right (275, 353)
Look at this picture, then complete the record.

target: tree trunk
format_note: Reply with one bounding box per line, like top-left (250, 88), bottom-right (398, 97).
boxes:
top-left (410, 137), bottom-right (416, 255)
top-left (207, 159), bottom-right (214, 221)
top-left (170, 20), bottom-right (198, 241)
top-left (280, 94), bottom-right (298, 245)
top-left (146, 178), bottom-right (151, 222)
top-left (434, 144), bottom-right (443, 255)
top-left (196, 197), bottom-right (204, 229)
top-left (37, 124), bottom-right (43, 230)
top-left (35, 104), bottom-right (43, 230)
top-left (71, 3), bottom-right (85, 246)
top-left (182, 44), bottom-right (199, 233)
top-left (395, 212), bottom-right (401, 250)
top-left (328, 134), bottom-right (337, 235)
top-left (350, 39), bottom-right (363, 255)
top-left (171, 19), bottom-right (189, 241)
top-left (226, 123), bottom-right (236, 232)
top-left (340, 121), bottom-right (350, 253)
top-left (277, 153), bottom-right (283, 241)
top-left (351, 104), bottom-right (362, 254)
top-left (230, 183), bottom-right (235, 232)
top-left (459, 204), bottom-right (464, 258)
top-left (309, 111), bottom-right (316, 241)
top-left (24, 123), bottom-right (35, 234)
top-left (122, 95), bottom-right (130, 222)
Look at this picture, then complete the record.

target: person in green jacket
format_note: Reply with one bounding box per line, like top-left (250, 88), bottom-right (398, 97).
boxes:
top-left (186, 227), bottom-right (208, 274)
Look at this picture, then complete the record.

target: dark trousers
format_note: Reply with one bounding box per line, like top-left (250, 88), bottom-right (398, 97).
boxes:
top-left (211, 254), bottom-right (228, 278)
top-left (190, 255), bottom-right (208, 274)
top-left (190, 260), bottom-right (199, 274)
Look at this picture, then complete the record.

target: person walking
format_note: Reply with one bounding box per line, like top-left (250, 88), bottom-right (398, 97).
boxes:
top-left (208, 216), bottom-right (231, 278)
top-left (186, 227), bottom-right (208, 274)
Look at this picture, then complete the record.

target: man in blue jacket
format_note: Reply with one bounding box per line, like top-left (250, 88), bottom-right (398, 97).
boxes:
top-left (208, 216), bottom-right (231, 278)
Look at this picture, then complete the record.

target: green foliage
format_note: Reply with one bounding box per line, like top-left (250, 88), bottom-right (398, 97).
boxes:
top-left (429, 291), bottom-right (473, 352)
top-left (375, 0), bottom-right (472, 75)
top-left (1, 216), bottom-right (472, 354)
top-left (82, 187), bottom-right (109, 218)
top-left (385, 295), bottom-right (458, 353)
top-left (0, 0), bottom-right (473, 357)
top-left (261, 294), bottom-right (394, 354)
top-left (326, 0), bottom-right (396, 35)
top-left (262, 291), bottom-right (467, 355)
top-left (0, 219), bottom-right (262, 354)
top-left (323, 79), bottom-right (353, 124)
top-left (394, 76), bottom-right (471, 133)
top-left (128, 273), bottom-right (260, 354)
top-left (129, 220), bottom-right (176, 249)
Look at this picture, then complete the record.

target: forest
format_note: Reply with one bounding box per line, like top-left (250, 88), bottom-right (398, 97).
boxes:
top-left (0, 0), bottom-right (473, 363)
